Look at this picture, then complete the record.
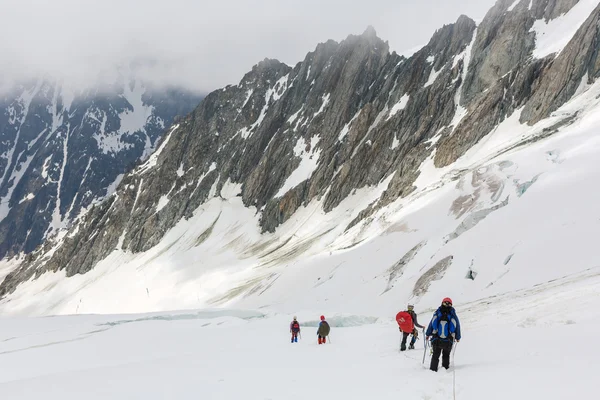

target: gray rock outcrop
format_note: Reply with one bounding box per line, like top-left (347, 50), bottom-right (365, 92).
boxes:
top-left (1, 0), bottom-right (597, 297)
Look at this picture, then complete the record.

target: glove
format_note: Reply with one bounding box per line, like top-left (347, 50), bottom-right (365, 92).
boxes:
top-left (456, 340), bottom-right (460, 343)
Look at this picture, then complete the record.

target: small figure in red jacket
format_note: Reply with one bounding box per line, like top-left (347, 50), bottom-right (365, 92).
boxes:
top-left (290, 316), bottom-right (301, 343)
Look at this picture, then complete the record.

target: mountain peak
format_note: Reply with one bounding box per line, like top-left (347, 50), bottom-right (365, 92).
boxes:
top-left (362, 25), bottom-right (377, 38)
top-left (455, 14), bottom-right (476, 27)
top-left (253, 58), bottom-right (286, 71)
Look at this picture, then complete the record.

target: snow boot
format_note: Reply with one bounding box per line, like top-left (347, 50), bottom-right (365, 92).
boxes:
top-left (409, 344), bottom-right (414, 350)
top-left (294, 336), bottom-right (298, 343)
top-left (318, 337), bottom-right (322, 344)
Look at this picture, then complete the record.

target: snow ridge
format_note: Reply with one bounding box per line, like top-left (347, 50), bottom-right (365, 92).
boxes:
top-left (531, 0), bottom-right (600, 59)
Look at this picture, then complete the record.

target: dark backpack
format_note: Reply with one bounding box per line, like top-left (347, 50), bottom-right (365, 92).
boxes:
top-left (439, 309), bottom-right (450, 323)
top-left (318, 321), bottom-right (330, 336)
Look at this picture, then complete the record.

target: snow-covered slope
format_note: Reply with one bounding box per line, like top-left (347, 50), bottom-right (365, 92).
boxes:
top-left (531, 0), bottom-right (600, 58)
top-left (1, 0), bottom-right (599, 320)
top-left (0, 267), bottom-right (596, 399)
top-left (1, 2), bottom-right (599, 396)
top-left (1, 71), bottom-right (600, 317)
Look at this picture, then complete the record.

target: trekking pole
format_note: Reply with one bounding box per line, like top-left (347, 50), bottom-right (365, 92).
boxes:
top-left (399, 332), bottom-right (402, 352)
top-left (328, 334), bottom-right (332, 344)
top-left (451, 342), bottom-right (458, 365)
top-left (422, 329), bottom-right (428, 364)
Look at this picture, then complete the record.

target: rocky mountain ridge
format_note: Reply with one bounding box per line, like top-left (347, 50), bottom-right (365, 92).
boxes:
top-left (0, 0), bottom-right (597, 298)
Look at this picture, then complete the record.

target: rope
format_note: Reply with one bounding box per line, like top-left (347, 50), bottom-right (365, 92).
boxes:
top-left (452, 342), bottom-right (459, 400)
top-left (452, 345), bottom-right (457, 399)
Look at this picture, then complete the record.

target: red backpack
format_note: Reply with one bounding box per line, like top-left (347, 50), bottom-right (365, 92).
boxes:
top-left (396, 311), bottom-right (414, 333)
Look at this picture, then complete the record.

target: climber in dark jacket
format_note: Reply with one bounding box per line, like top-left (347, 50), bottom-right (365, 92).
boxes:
top-left (401, 304), bottom-right (425, 351)
top-left (426, 297), bottom-right (462, 371)
top-left (317, 315), bottom-right (330, 344)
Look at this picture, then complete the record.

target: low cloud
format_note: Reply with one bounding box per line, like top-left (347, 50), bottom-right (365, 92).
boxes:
top-left (0, 0), bottom-right (496, 94)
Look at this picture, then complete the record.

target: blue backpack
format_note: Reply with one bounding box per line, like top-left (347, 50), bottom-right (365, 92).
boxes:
top-left (432, 309), bottom-right (456, 340)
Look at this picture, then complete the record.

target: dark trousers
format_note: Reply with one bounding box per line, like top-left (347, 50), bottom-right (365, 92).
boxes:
top-left (400, 332), bottom-right (417, 350)
top-left (430, 339), bottom-right (453, 371)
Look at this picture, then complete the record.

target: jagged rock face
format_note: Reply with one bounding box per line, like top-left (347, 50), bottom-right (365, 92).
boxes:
top-left (461, 0), bottom-right (537, 106)
top-left (0, 22), bottom-right (478, 293)
top-left (0, 80), bottom-right (201, 258)
top-left (531, 0), bottom-right (580, 20)
top-left (522, 2), bottom-right (600, 123)
top-left (1, 0), bottom-right (599, 297)
top-left (434, 0), bottom-right (591, 167)
top-left (463, 0), bottom-right (580, 106)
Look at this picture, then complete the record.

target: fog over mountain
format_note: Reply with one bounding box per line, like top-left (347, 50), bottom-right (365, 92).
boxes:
top-left (0, 0), bottom-right (496, 93)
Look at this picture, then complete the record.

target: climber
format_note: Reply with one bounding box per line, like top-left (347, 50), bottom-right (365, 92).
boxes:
top-left (317, 315), bottom-right (330, 344)
top-left (426, 297), bottom-right (461, 371)
top-left (290, 316), bottom-right (301, 343)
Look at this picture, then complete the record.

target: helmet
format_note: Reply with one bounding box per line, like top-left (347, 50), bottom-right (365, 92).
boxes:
top-left (320, 315), bottom-right (325, 321)
top-left (293, 316), bottom-right (297, 320)
top-left (407, 304), bottom-right (414, 310)
top-left (442, 297), bottom-right (453, 306)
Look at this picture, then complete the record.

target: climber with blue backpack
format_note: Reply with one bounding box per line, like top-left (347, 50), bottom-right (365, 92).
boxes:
top-left (426, 297), bottom-right (461, 372)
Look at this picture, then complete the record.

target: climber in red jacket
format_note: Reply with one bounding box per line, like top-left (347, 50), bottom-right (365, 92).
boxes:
top-left (396, 304), bottom-right (425, 351)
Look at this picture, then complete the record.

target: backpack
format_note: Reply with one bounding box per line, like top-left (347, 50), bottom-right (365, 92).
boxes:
top-left (291, 321), bottom-right (300, 332)
top-left (318, 321), bottom-right (330, 336)
top-left (433, 308), bottom-right (455, 339)
top-left (396, 311), bottom-right (414, 333)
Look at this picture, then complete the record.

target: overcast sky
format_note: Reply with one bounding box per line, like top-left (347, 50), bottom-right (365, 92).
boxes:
top-left (0, 0), bottom-right (498, 94)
